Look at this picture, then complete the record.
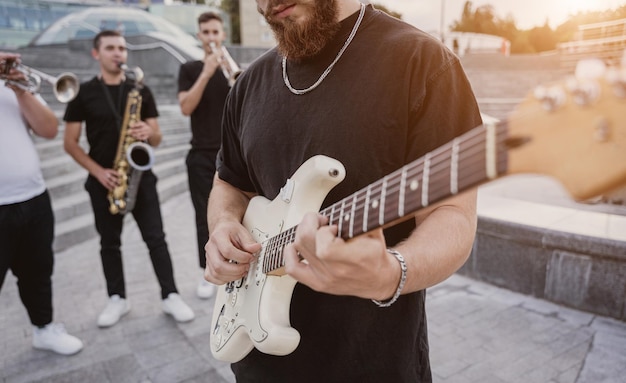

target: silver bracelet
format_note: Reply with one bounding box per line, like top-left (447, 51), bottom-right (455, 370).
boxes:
top-left (371, 248), bottom-right (407, 308)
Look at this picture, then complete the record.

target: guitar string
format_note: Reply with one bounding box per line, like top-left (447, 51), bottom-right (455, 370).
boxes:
top-left (264, 122), bottom-right (507, 270)
top-left (322, 122), bottom-right (505, 222)
top-left (264, 121), bottom-right (509, 270)
top-left (348, 135), bottom-right (491, 234)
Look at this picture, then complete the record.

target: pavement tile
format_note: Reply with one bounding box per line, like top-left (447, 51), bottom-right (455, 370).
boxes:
top-left (2, 192), bottom-right (626, 383)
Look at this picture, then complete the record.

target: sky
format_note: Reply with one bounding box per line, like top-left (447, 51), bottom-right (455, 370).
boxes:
top-left (372, 0), bottom-right (626, 33)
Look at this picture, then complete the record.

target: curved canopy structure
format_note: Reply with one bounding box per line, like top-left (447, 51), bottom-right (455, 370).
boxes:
top-left (30, 6), bottom-right (199, 48)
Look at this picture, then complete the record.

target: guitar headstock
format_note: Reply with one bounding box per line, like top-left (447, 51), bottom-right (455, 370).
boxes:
top-left (507, 59), bottom-right (626, 201)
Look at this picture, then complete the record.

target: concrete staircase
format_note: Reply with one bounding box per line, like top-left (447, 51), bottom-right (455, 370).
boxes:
top-left (460, 52), bottom-right (571, 121)
top-left (37, 104), bottom-right (191, 252)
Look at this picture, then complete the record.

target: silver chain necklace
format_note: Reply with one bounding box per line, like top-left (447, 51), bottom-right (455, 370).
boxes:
top-left (282, 3), bottom-right (366, 95)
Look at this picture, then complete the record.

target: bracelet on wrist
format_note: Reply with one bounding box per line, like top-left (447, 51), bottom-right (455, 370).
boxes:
top-left (371, 248), bottom-right (407, 308)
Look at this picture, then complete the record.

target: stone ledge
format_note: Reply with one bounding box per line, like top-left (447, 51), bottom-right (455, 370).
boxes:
top-left (460, 216), bottom-right (626, 321)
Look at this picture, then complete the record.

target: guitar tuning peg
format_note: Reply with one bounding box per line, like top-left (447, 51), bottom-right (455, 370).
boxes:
top-left (593, 116), bottom-right (611, 143)
top-left (533, 84), bottom-right (565, 111)
top-left (575, 58), bottom-right (607, 80)
top-left (606, 67), bottom-right (626, 98)
top-left (566, 76), bottom-right (601, 106)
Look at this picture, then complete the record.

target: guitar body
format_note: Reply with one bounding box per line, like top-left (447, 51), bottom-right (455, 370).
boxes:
top-left (210, 155), bottom-right (346, 363)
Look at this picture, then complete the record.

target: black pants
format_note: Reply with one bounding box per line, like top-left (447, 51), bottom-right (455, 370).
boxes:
top-left (186, 149), bottom-right (217, 269)
top-left (0, 191), bottom-right (54, 327)
top-left (85, 171), bottom-right (177, 300)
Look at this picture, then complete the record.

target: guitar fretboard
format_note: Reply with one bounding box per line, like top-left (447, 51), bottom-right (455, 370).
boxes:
top-left (262, 121), bottom-right (509, 274)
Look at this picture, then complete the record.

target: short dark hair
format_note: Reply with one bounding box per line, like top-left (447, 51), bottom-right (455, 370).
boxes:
top-left (197, 11), bottom-right (223, 26)
top-left (93, 30), bottom-right (123, 50)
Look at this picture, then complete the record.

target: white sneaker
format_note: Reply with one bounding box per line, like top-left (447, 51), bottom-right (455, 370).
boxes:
top-left (162, 293), bottom-right (195, 322)
top-left (32, 323), bottom-right (83, 355)
top-left (196, 277), bottom-right (216, 299)
top-left (97, 294), bottom-right (130, 328)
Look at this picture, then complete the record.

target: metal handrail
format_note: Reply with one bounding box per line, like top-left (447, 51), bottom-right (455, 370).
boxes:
top-left (125, 40), bottom-right (186, 64)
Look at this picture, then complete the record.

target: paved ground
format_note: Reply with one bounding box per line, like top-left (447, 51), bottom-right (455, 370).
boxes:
top-left (1, 189), bottom-right (625, 383)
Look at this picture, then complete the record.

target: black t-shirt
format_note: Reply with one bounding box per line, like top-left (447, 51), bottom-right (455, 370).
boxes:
top-left (177, 60), bottom-right (230, 151)
top-left (63, 76), bottom-right (159, 168)
top-left (218, 5), bottom-right (482, 382)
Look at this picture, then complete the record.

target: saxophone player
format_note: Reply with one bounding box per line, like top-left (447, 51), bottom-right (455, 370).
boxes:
top-left (63, 30), bottom-right (194, 328)
top-left (177, 12), bottom-right (235, 299)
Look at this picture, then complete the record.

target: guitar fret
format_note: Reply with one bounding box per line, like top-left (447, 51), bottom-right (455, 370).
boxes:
top-left (267, 237), bottom-right (273, 270)
top-left (363, 186), bottom-right (371, 234)
top-left (338, 199), bottom-right (346, 238)
top-left (399, 166), bottom-right (407, 217)
top-left (422, 153), bottom-right (431, 207)
top-left (368, 182), bottom-right (382, 234)
top-left (273, 236), bottom-right (280, 270)
top-left (349, 193), bottom-right (356, 238)
top-left (451, 137), bottom-right (460, 194)
top-left (329, 204), bottom-right (336, 226)
top-left (379, 177), bottom-right (387, 226)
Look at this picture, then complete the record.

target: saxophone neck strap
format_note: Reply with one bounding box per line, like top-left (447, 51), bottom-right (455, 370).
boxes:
top-left (99, 77), bottom-right (126, 131)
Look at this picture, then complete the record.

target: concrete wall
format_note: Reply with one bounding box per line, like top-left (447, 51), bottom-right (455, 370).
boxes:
top-left (462, 217), bottom-right (626, 321)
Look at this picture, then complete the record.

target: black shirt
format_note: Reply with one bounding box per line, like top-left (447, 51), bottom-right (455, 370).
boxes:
top-left (63, 76), bottom-right (159, 168)
top-left (177, 60), bottom-right (230, 151)
top-left (218, 5), bottom-right (482, 382)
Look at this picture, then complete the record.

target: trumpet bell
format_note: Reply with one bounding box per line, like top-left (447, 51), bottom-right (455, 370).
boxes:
top-left (0, 59), bottom-right (80, 103)
top-left (54, 72), bottom-right (80, 103)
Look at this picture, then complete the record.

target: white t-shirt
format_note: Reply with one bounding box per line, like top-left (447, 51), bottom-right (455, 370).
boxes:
top-left (0, 84), bottom-right (47, 205)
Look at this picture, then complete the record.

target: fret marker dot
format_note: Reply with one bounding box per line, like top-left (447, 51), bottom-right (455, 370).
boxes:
top-left (344, 214), bottom-right (350, 221)
top-left (410, 179), bottom-right (419, 191)
top-left (372, 200), bottom-right (379, 209)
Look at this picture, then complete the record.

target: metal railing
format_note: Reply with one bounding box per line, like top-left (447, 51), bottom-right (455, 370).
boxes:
top-left (557, 18), bottom-right (626, 70)
top-left (125, 40), bottom-right (187, 64)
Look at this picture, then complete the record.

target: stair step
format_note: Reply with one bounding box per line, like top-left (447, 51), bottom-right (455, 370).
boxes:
top-left (53, 170), bottom-right (189, 252)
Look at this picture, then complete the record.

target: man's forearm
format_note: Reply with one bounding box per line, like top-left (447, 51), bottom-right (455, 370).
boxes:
top-left (207, 175), bottom-right (254, 233)
top-left (396, 190), bottom-right (478, 293)
top-left (17, 92), bottom-right (58, 139)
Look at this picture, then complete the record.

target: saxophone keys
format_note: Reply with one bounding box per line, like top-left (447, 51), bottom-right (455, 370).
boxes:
top-left (109, 204), bottom-right (119, 214)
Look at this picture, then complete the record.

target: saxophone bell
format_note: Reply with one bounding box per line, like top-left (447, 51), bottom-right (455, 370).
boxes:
top-left (126, 141), bottom-right (154, 172)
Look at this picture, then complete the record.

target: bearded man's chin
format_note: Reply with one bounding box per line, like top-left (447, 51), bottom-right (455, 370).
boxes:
top-left (267, 1), bottom-right (340, 61)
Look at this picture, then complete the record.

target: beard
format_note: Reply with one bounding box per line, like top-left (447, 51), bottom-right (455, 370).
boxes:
top-left (261, 1), bottom-right (340, 61)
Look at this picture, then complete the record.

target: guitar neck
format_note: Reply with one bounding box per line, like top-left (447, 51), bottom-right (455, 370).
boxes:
top-left (262, 121), bottom-right (510, 274)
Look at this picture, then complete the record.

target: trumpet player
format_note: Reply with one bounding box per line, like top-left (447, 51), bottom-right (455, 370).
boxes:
top-left (177, 11), bottom-right (235, 299)
top-left (0, 51), bottom-right (83, 355)
top-left (63, 31), bottom-right (194, 328)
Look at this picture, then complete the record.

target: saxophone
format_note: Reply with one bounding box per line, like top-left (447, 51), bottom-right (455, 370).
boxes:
top-left (107, 64), bottom-right (155, 215)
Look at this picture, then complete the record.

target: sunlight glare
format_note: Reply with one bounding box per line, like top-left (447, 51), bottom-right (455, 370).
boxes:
top-left (561, 0), bottom-right (602, 14)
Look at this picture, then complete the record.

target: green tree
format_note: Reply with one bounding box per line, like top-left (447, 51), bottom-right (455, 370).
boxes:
top-left (220, 0), bottom-right (240, 44)
top-left (527, 22), bottom-right (557, 52)
top-left (449, 1), bottom-right (626, 53)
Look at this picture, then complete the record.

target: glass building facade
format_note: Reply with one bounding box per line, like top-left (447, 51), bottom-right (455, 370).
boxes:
top-left (0, 0), bottom-right (215, 49)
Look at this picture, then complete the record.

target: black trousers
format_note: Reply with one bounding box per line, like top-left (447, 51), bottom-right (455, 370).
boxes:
top-left (186, 149), bottom-right (217, 269)
top-left (0, 191), bottom-right (54, 327)
top-left (85, 171), bottom-right (177, 300)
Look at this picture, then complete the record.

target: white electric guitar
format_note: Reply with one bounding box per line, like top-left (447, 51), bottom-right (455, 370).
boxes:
top-left (210, 66), bottom-right (626, 363)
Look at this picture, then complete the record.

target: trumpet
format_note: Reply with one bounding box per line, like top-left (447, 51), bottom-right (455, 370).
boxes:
top-left (210, 42), bottom-right (242, 87)
top-left (1, 58), bottom-right (80, 103)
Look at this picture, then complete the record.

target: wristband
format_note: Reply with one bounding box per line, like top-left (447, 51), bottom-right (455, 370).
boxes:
top-left (371, 248), bottom-right (407, 308)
